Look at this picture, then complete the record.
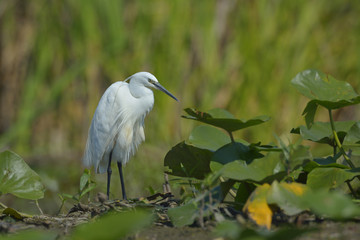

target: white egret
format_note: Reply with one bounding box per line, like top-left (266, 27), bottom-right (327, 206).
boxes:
top-left (83, 72), bottom-right (178, 200)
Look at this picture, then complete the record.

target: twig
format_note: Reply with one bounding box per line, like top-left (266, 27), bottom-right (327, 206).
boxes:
top-left (0, 202), bottom-right (7, 209)
top-left (219, 176), bottom-right (236, 198)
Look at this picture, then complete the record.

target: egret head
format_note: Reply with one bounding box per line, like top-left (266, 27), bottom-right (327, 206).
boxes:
top-left (127, 72), bottom-right (178, 101)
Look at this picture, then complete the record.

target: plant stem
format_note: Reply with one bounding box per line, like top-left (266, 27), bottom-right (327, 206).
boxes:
top-left (35, 200), bottom-right (44, 215)
top-left (346, 181), bottom-right (358, 199)
top-left (328, 109), bottom-right (356, 169)
top-left (189, 179), bottom-right (197, 198)
top-left (228, 131), bottom-right (235, 143)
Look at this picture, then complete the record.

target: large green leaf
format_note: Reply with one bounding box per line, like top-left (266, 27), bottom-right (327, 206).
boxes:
top-left (267, 181), bottom-right (308, 216)
top-left (164, 142), bottom-right (212, 179)
top-left (343, 122), bottom-right (360, 155)
top-left (182, 108), bottom-right (270, 133)
top-left (344, 122), bottom-right (360, 144)
top-left (291, 69), bottom-right (360, 108)
top-left (217, 160), bottom-right (266, 182)
top-left (71, 210), bottom-right (153, 240)
top-left (167, 201), bottom-right (198, 227)
top-left (303, 153), bottom-right (347, 173)
top-left (291, 69), bottom-right (360, 127)
top-left (211, 142), bottom-right (264, 170)
top-left (0, 150), bottom-right (44, 200)
top-left (307, 167), bottom-right (360, 190)
top-left (291, 121), bottom-right (355, 145)
top-left (185, 125), bottom-right (231, 151)
top-left (266, 181), bottom-right (360, 220)
top-left (304, 190), bottom-right (360, 219)
top-left (213, 153), bottom-right (286, 183)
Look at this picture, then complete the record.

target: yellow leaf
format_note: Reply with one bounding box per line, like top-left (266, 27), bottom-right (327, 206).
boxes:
top-left (243, 183), bottom-right (272, 230)
top-left (280, 182), bottom-right (307, 196)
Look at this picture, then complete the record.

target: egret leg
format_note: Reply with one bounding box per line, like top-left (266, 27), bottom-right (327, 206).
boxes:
top-left (117, 162), bottom-right (127, 200)
top-left (106, 151), bottom-right (113, 200)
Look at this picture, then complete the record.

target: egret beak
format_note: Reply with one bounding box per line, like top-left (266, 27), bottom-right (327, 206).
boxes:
top-left (153, 82), bottom-right (179, 102)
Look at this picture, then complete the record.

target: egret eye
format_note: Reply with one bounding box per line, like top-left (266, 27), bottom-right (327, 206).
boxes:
top-left (148, 79), bottom-right (154, 84)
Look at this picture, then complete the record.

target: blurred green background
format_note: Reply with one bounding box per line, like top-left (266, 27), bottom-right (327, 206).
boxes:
top-left (0, 0), bottom-right (359, 213)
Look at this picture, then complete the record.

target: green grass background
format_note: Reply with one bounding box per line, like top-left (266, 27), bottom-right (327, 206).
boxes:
top-left (0, 0), bottom-right (359, 213)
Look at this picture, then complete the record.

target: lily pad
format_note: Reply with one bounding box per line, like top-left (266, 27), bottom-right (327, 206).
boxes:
top-left (182, 108), bottom-right (270, 133)
top-left (0, 150), bottom-right (44, 200)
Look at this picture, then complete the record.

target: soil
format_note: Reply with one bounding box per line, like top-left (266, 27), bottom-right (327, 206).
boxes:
top-left (1, 193), bottom-right (360, 240)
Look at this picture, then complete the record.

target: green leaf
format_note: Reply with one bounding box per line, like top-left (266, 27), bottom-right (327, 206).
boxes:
top-left (61, 193), bottom-right (78, 201)
top-left (307, 167), bottom-right (360, 190)
top-left (343, 122), bottom-right (360, 155)
top-left (267, 182), bottom-right (307, 216)
top-left (303, 153), bottom-right (346, 172)
top-left (304, 190), bottom-right (360, 219)
top-left (182, 108), bottom-right (270, 133)
top-left (164, 142), bottom-right (212, 179)
top-left (0, 150), bottom-right (44, 200)
top-left (282, 144), bottom-right (312, 171)
top-left (80, 169), bottom-right (91, 192)
top-left (291, 69), bottom-right (360, 110)
top-left (302, 101), bottom-right (318, 128)
top-left (343, 122), bottom-right (360, 145)
top-left (167, 201), bottom-right (198, 227)
top-left (213, 220), bottom-right (242, 240)
top-left (72, 210), bottom-right (153, 240)
top-left (211, 142), bottom-right (264, 170)
top-left (220, 179), bottom-right (236, 200)
top-left (207, 108), bottom-right (236, 118)
top-left (235, 182), bottom-right (256, 206)
top-left (79, 183), bottom-right (96, 198)
top-left (185, 125), bottom-right (231, 151)
top-left (291, 121), bottom-right (355, 145)
top-left (214, 156), bottom-right (285, 183)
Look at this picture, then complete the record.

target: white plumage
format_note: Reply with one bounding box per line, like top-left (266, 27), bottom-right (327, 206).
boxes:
top-left (82, 72), bottom-right (178, 199)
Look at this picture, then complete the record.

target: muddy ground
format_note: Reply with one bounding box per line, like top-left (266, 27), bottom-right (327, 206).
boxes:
top-left (1, 193), bottom-right (360, 240)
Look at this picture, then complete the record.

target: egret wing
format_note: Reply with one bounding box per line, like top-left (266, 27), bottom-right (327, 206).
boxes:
top-left (83, 82), bottom-right (128, 173)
